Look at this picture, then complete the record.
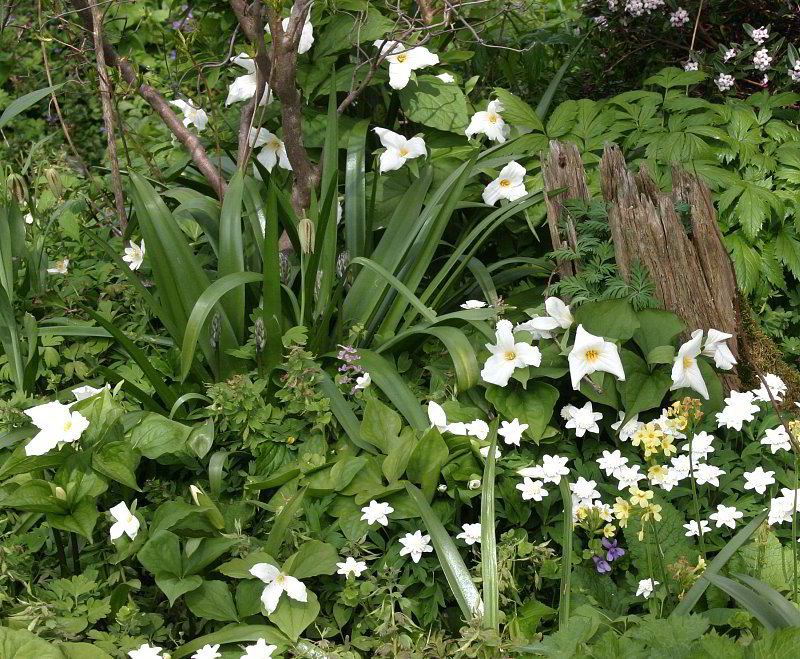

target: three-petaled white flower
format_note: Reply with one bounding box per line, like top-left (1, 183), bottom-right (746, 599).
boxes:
top-left (226, 54), bottom-right (272, 106)
top-left (128, 645), bottom-right (163, 659)
top-left (456, 522), bottom-right (481, 545)
top-left (123, 240), bottom-right (145, 271)
top-left (109, 501), bottom-right (140, 541)
top-left (480, 319), bottom-right (541, 387)
top-left (516, 477), bottom-right (548, 501)
top-left (567, 325), bottom-right (626, 390)
top-left (191, 644), bottom-right (221, 659)
top-left (702, 328), bottom-right (736, 370)
top-left (636, 578), bottom-right (659, 599)
top-left (465, 100), bottom-right (509, 142)
top-left (250, 128), bottom-right (292, 176)
top-left (360, 499), bottom-right (393, 526)
top-left (373, 127), bottom-right (426, 173)
top-left (482, 161), bottom-right (527, 206)
top-left (336, 556), bottom-right (368, 578)
top-left (24, 400), bottom-right (89, 456)
top-left (374, 40), bottom-right (439, 89)
top-left (517, 297), bottom-right (573, 337)
top-left (671, 329), bottom-right (708, 399)
top-left (240, 638), bottom-right (278, 659)
top-left (498, 418), bottom-right (529, 446)
top-left (398, 530), bottom-right (433, 563)
top-left (249, 563), bottom-right (308, 615)
top-left (169, 99), bottom-right (208, 132)
top-left (47, 258), bottom-right (69, 275)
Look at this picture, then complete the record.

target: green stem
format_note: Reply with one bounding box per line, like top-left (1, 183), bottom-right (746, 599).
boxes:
top-left (688, 429), bottom-right (706, 557)
top-left (70, 532), bottom-right (80, 574)
top-left (793, 451), bottom-right (798, 603)
top-left (52, 528), bottom-right (68, 577)
top-left (650, 519), bottom-right (671, 604)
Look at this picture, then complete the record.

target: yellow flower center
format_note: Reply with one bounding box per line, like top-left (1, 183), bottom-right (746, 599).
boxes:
top-left (63, 419), bottom-right (73, 432)
top-left (396, 54), bottom-right (407, 63)
top-left (504, 350), bottom-right (516, 361)
top-left (499, 179), bottom-right (511, 187)
top-left (683, 356), bottom-right (693, 369)
top-left (276, 574), bottom-right (285, 585)
top-left (585, 349), bottom-right (598, 362)
top-left (488, 113), bottom-right (497, 123)
top-left (399, 148), bottom-right (409, 156)
top-left (126, 514), bottom-right (134, 524)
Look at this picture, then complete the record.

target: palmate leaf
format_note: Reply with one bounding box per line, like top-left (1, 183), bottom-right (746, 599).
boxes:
top-left (774, 227), bottom-right (800, 279)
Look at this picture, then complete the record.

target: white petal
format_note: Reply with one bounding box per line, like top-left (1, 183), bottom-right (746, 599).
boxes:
top-left (406, 46), bottom-right (439, 69)
top-left (226, 74), bottom-right (257, 105)
top-left (497, 161), bottom-right (526, 185)
top-left (232, 53), bottom-right (257, 73)
top-left (256, 147), bottom-right (279, 173)
top-left (250, 562), bottom-right (280, 583)
top-left (379, 149), bottom-right (407, 173)
top-left (283, 575), bottom-right (308, 602)
top-left (481, 353), bottom-right (516, 387)
top-left (465, 111), bottom-right (489, 139)
top-left (405, 136), bottom-right (427, 158)
top-left (428, 401), bottom-right (447, 429)
top-left (482, 179), bottom-right (503, 206)
top-left (109, 521), bottom-right (125, 541)
top-left (260, 580), bottom-right (284, 615)
top-left (388, 62), bottom-right (413, 89)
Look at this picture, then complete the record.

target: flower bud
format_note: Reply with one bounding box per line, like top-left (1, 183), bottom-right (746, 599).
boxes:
top-left (254, 317), bottom-right (265, 353)
top-left (210, 313), bottom-right (221, 350)
top-left (54, 486), bottom-right (67, 501)
top-left (468, 478), bottom-right (481, 490)
top-left (279, 251), bottom-right (291, 285)
top-left (189, 484), bottom-right (203, 505)
top-left (6, 172), bottom-right (27, 204)
top-left (44, 168), bottom-right (64, 199)
top-left (298, 217), bottom-right (315, 254)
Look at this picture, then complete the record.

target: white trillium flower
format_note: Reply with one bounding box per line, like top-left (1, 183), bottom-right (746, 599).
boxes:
top-left (336, 556), bottom-right (368, 578)
top-left (565, 401), bottom-right (602, 437)
top-left (249, 563), bottom-right (307, 615)
top-left (374, 40), bottom-right (439, 89)
top-left (47, 258), bottom-right (69, 275)
top-left (709, 504), bottom-right (743, 529)
top-left (436, 72), bottom-right (455, 83)
top-left (398, 530), bottom-right (433, 563)
top-left (250, 128), bottom-right (292, 175)
top-left (191, 644), bottom-right (221, 659)
top-left (169, 99), bottom-right (208, 132)
top-left (128, 645), bottom-right (164, 659)
top-left (480, 319), bottom-right (541, 387)
top-left (567, 324), bottom-right (626, 390)
top-left (465, 99), bottom-right (509, 142)
top-left (671, 329), bottom-right (709, 399)
top-left (373, 127), bottom-right (426, 173)
top-left (123, 240), bottom-right (146, 271)
top-left (498, 418), bottom-right (529, 446)
top-left (24, 400), bottom-right (89, 456)
top-left (516, 477), bottom-right (548, 501)
top-left (743, 466), bottom-right (775, 495)
top-left (482, 160), bottom-right (527, 206)
top-left (240, 639), bottom-right (278, 659)
top-left (544, 297), bottom-right (573, 329)
top-left (683, 520), bottom-right (711, 537)
top-left (354, 373), bottom-right (371, 390)
top-left (461, 299), bottom-right (487, 309)
top-left (702, 328), bottom-right (736, 370)
top-left (515, 316), bottom-right (558, 339)
top-left (226, 54), bottom-right (272, 106)
top-left (109, 501), bottom-right (140, 541)
top-left (360, 499), bottom-right (393, 526)
top-left (456, 522), bottom-right (481, 545)
top-left (636, 578), bottom-right (659, 598)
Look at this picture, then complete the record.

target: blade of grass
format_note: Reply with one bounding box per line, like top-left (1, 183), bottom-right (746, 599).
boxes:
top-left (406, 483), bottom-right (482, 621)
top-left (535, 30), bottom-right (592, 120)
top-left (734, 573), bottom-right (800, 626)
top-left (415, 327), bottom-right (480, 391)
top-left (481, 423), bottom-right (499, 632)
top-left (264, 486), bottom-right (308, 557)
top-left (350, 257), bottom-right (436, 322)
top-left (317, 372), bottom-right (378, 454)
top-left (0, 84), bottom-right (64, 128)
top-left (218, 169), bottom-right (246, 343)
top-left (345, 119), bottom-right (369, 260)
top-left (262, 179), bottom-right (283, 374)
top-left (0, 285), bottom-right (24, 393)
top-left (703, 574), bottom-right (784, 631)
top-left (558, 477), bottom-right (573, 630)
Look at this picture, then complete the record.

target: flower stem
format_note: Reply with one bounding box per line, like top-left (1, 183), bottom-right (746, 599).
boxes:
top-left (52, 528), bottom-right (68, 577)
top-left (688, 428), bottom-right (705, 557)
top-left (793, 451), bottom-right (798, 603)
top-left (70, 532), bottom-right (81, 574)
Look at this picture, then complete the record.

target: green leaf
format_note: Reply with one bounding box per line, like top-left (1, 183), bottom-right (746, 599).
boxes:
top-left (618, 350), bottom-right (672, 418)
top-left (574, 299), bottom-right (640, 341)
top-left (481, 426), bottom-right (499, 632)
top-left (185, 580), bottom-right (239, 622)
top-left (128, 413), bottom-right (192, 459)
top-left (315, 6), bottom-right (393, 57)
top-left (154, 574), bottom-right (203, 607)
top-left (92, 441), bottom-right (140, 491)
top-left (485, 382), bottom-right (559, 443)
top-left (268, 589), bottom-right (320, 641)
top-left (187, 419), bottom-right (214, 459)
top-left (398, 76), bottom-right (469, 133)
top-left (0, 627), bottom-right (65, 658)
top-left (406, 427), bottom-right (449, 500)
top-left (360, 397), bottom-right (402, 453)
top-left (725, 233), bottom-right (762, 295)
top-left (171, 624), bottom-right (286, 659)
top-left (317, 372), bottom-right (378, 454)
top-left (345, 119), bottom-right (369, 260)
top-left (47, 498), bottom-right (99, 540)
top-left (645, 66), bottom-right (708, 89)
top-left (357, 350), bottom-right (428, 432)
top-left (284, 540), bottom-right (339, 580)
top-left (633, 309), bottom-right (685, 357)
top-left (703, 574), bottom-right (786, 630)
top-left (0, 480), bottom-right (63, 514)
top-left (264, 487), bottom-right (307, 557)
top-left (382, 430), bottom-right (417, 483)
top-left (218, 170), bottom-right (247, 341)
top-left (492, 88), bottom-right (543, 132)
top-left (183, 537), bottom-right (240, 576)
top-left (557, 478), bottom-right (573, 631)
top-left (0, 84), bottom-right (64, 129)
top-left (138, 529), bottom-right (183, 578)
top-left (59, 642), bottom-right (113, 659)
top-left (775, 227), bottom-right (800, 280)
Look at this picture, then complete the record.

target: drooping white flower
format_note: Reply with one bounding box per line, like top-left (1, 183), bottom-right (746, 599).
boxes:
top-left (596, 449), bottom-right (629, 478)
top-left (240, 638), bottom-right (278, 659)
top-left (565, 401), bottom-right (602, 437)
top-left (465, 100), bottom-right (509, 142)
top-left (482, 161), bottom-right (527, 206)
top-left (336, 556), bottom-right (368, 578)
top-left (128, 645), bottom-right (164, 659)
top-left (191, 644), bottom-right (221, 659)
top-left (374, 40), bottom-right (439, 89)
top-left (360, 500), bottom-right (393, 526)
top-left (436, 72), bottom-right (455, 83)
top-left (122, 240), bottom-right (145, 271)
top-left (611, 411), bottom-right (640, 442)
top-left (671, 330), bottom-right (708, 399)
top-left (169, 99), bottom-right (208, 132)
top-left (515, 316), bottom-right (558, 339)
top-left (47, 258), bottom-right (69, 275)
top-left (683, 519), bottom-right (711, 537)
top-left (544, 297), bottom-right (573, 329)
top-left (456, 522), bottom-right (481, 545)
top-left (461, 299), bottom-right (487, 309)
top-left (568, 325), bottom-right (626, 390)
top-left (498, 418), bottom-right (529, 446)
top-left (373, 127), bottom-right (426, 173)
top-left (709, 504), bottom-right (743, 529)
top-left (354, 373), bottom-right (371, 390)
top-left (760, 425), bottom-right (792, 454)
top-left (466, 419), bottom-right (489, 440)
top-left (250, 128), bottom-right (292, 175)
top-left (751, 373), bottom-right (787, 403)
top-left (72, 383), bottom-right (109, 401)
top-left (516, 477), bottom-right (548, 501)
top-left (109, 501), bottom-right (140, 541)
top-left (226, 54), bottom-right (272, 106)
top-left (398, 530), bottom-right (433, 563)
top-left (480, 319), bottom-right (541, 387)
top-left (636, 578), bottom-right (659, 598)
top-left (24, 212), bottom-right (33, 225)
top-left (715, 390), bottom-right (759, 431)
top-left (24, 400), bottom-right (89, 456)
top-left (743, 466), bottom-right (775, 495)
top-left (249, 563), bottom-right (308, 614)
top-left (702, 329), bottom-right (736, 370)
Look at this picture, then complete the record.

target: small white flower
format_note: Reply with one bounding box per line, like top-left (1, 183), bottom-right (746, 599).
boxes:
top-left (437, 483), bottom-right (448, 493)
top-left (191, 645), bottom-right (221, 659)
top-left (373, 127), bottom-right (426, 173)
top-left (468, 478), bottom-right (481, 490)
top-left (790, 61), bottom-right (800, 82)
top-left (398, 530), bottom-right (433, 563)
top-left (702, 328), bottom-right (736, 369)
top-left (169, 99), bottom-right (208, 132)
top-left (769, 491), bottom-right (800, 525)
top-left (465, 99), bottom-right (509, 142)
top-left (519, 454), bottom-right (570, 485)
top-left (466, 419), bottom-right (489, 440)
top-left (565, 401), bottom-right (602, 437)
top-left (671, 330), bottom-right (708, 399)
top-left (636, 578), bottom-right (659, 599)
top-left (226, 54), bottom-right (272, 106)
top-left (760, 425), bottom-right (792, 454)
top-left (596, 449), bottom-right (628, 478)
top-left (47, 258), bottom-right (69, 275)
top-left (694, 462), bottom-right (726, 487)
top-left (724, 47), bottom-right (737, 62)
top-left (249, 563), bottom-right (308, 614)
top-left (568, 325), bottom-right (626, 390)
top-left (715, 73), bottom-right (735, 92)
top-left (753, 48), bottom-right (772, 71)
top-left (374, 40), bottom-right (439, 89)
top-left (436, 72), bottom-right (455, 83)
top-left (461, 299), bottom-right (487, 309)
top-left (24, 400), bottom-right (89, 456)
top-left (751, 373), bottom-right (787, 403)
top-left (122, 240), bottom-right (146, 271)
top-left (669, 8), bottom-right (689, 27)
top-left (250, 128), bottom-right (292, 176)
top-left (128, 645), bottom-right (164, 659)
top-left (570, 477), bottom-right (600, 501)
top-left (516, 477), bottom-right (548, 501)
top-left (709, 504), bottom-right (743, 529)
top-left (240, 638), bottom-right (278, 659)
top-left (498, 418), bottom-right (529, 446)
top-left (715, 390), bottom-right (759, 431)
top-left (480, 319), bottom-right (541, 387)
top-left (684, 60), bottom-right (699, 72)
top-left (456, 522), bottom-right (481, 545)
top-left (360, 500), bottom-right (393, 526)
top-left (479, 444), bottom-right (501, 459)
top-left (611, 411), bottom-right (640, 442)
top-left (683, 519), bottom-right (711, 537)
top-left (616, 464), bottom-right (645, 490)
top-left (751, 26), bottom-right (769, 45)
top-left (482, 161), bottom-right (527, 206)
top-left (681, 431), bottom-right (715, 460)
top-left (24, 212), bottom-right (33, 224)
top-left (109, 501), bottom-right (140, 541)
top-left (354, 373), bottom-right (371, 390)
top-left (743, 466), bottom-right (775, 495)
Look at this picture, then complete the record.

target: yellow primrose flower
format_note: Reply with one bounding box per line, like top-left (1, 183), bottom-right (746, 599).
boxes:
top-left (613, 497), bottom-right (631, 527)
top-left (661, 436), bottom-right (676, 456)
top-left (603, 523), bottom-right (617, 538)
top-left (629, 487), bottom-right (653, 508)
top-left (644, 503), bottom-right (662, 522)
top-left (638, 528), bottom-right (645, 541)
top-left (648, 464), bottom-right (668, 482)
top-left (643, 437), bottom-right (661, 458)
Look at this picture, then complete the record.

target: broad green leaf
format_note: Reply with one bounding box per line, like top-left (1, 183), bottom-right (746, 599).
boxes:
top-left (47, 498), bottom-right (99, 540)
top-left (154, 574), bottom-right (203, 607)
top-left (185, 580), bottom-right (239, 622)
top-left (0, 627), bottom-right (65, 658)
top-left (618, 350), bottom-right (672, 418)
top-left (284, 540), bottom-right (339, 580)
top-left (128, 413), bottom-right (192, 459)
top-left (360, 397), bottom-right (402, 453)
top-left (574, 299), bottom-right (640, 341)
top-left (406, 427), bottom-right (449, 500)
top-left (399, 76), bottom-right (469, 133)
top-left (0, 84), bottom-right (64, 129)
top-left (0, 480), bottom-right (63, 514)
top-left (268, 589), bottom-right (320, 641)
top-left (485, 382), bottom-right (559, 443)
top-left (138, 529), bottom-right (183, 578)
top-left (492, 88), bottom-right (543, 132)
top-left (633, 309), bottom-right (685, 357)
top-left (92, 441), bottom-right (140, 491)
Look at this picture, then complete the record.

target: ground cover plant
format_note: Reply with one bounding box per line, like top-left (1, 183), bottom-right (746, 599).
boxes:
top-left (2, 1), bottom-right (800, 657)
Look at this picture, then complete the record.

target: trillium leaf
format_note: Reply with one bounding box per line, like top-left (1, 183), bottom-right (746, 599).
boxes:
top-left (92, 440), bottom-right (140, 491)
top-left (284, 540), bottom-right (340, 579)
top-left (128, 413), bottom-right (192, 459)
top-left (185, 580), bottom-right (239, 622)
top-left (406, 427), bottom-right (449, 500)
top-left (398, 76), bottom-right (469, 133)
top-left (154, 574), bottom-right (203, 607)
top-left (485, 382), bottom-right (559, 444)
top-left (632, 309), bottom-right (685, 357)
top-left (268, 589), bottom-right (320, 641)
top-left (618, 350), bottom-right (672, 418)
top-left (573, 299), bottom-right (640, 341)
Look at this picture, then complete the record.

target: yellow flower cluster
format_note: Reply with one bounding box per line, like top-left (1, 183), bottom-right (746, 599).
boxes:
top-left (631, 422), bottom-right (675, 459)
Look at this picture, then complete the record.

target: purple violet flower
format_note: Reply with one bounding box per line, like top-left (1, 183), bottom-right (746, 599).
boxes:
top-left (592, 555), bottom-right (611, 573)
top-left (602, 537), bottom-right (625, 562)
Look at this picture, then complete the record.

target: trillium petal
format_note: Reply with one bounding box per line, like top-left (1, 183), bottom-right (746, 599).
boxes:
top-left (226, 74), bottom-right (258, 105)
top-left (260, 580), bottom-right (284, 615)
top-left (378, 149), bottom-right (407, 173)
top-left (405, 136), bottom-right (427, 158)
top-left (497, 161), bottom-right (525, 185)
top-left (388, 62), bottom-right (413, 89)
top-left (232, 53), bottom-right (257, 73)
top-left (428, 401), bottom-right (447, 429)
top-left (406, 46), bottom-right (439, 69)
top-left (256, 147), bottom-right (279, 173)
top-left (24, 429), bottom-right (60, 456)
top-left (373, 127), bottom-right (406, 151)
top-left (250, 562), bottom-right (280, 583)
top-left (283, 575), bottom-right (308, 602)
top-left (595, 343), bottom-right (626, 381)
top-left (109, 521), bottom-right (126, 541)
top-left (514, 342), bottom-right (542, 367)
top-left (482, 179), bottom-right (503, 206)
top-left (465, 111), bottom-right (489, 139)
top-left (480, 353), bottom-right (516, 387)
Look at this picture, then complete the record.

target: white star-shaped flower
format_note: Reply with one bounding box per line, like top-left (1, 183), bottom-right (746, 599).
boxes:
top-left (226, 54), bottom-right (272, 106)
top-left (611, 411), bottom-right (640, 442)
top-left (122, 240), bottom-right (145, 271)
top-left (702, 328), bottom-right (736, 370)
top-left (681, 431), bottom-right (715, 460)
top-left (568, 325), bottom-right (625, 390)
top-left (398, 530), bottom-right (433, 563)
top-left (516, 477), bottom-right (548, 501)
top-left (456, 522), bottom-right (481, 545)
top-left (354, 373), bottom-right (371, 390)
top-left (374, 40), bottom-right (439, 89)
top-left (360, 500), bottom-right (393, 526)
top-left (565, 401), bottom-right (602, 437)
top-left (465, 100), bottom-right (509, 142)
top-left (240, 638), bottom-right (278, 659)
top-left (709, 504), bottom-right (743, 529)
top-left (715, 390), bottom-right (759, 431)
top-left (169, 99), bottom-right (208, 132)
top-left (760, 425), bottom-right (792, 454)
top-left (636, 578), bottom-right (659, 598)
top-left (743, 466), bottom-right (775, 495)
top-left (751, 373), bottom-right (787, 402)
top-left (683, 519), bottom-right (711, 537)
top-left (250, 128), bottom-right (292, 176)
top-left (128, 645), bottom-right (163, 659)
top-left (466, 419), bottom-right (489, 440)
top-left (461, 299), bottom-right (487, 309)
top-left (498, 418), bottom-right (529, 446)
top-left (191, 644), bottom-right (221, 659)
top-left (596, 449), bottom-right (628, 478)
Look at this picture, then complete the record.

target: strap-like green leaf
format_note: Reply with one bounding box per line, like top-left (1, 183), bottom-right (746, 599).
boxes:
top-left (481, 424), bottom-right (499, 631)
